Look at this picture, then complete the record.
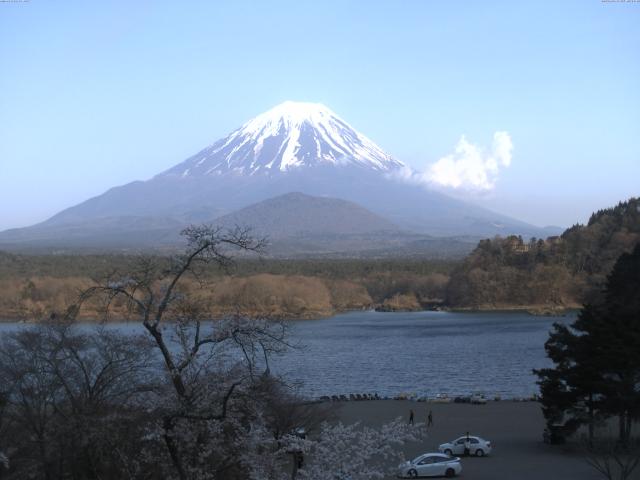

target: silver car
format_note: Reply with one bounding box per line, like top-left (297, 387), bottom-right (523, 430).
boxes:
top-left (397, 453), bottom-right (462, 478)
top-left (438, 435), bottom-right (492, 457)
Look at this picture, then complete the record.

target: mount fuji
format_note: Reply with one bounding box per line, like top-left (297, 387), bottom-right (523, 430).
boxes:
top-left (0, 101), bottom-right (555, 253)
top-left (163, 101), bottom-right (404, 177)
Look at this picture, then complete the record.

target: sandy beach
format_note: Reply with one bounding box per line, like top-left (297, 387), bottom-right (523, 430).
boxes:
top-left (333, 400), bottom-right (609, 480)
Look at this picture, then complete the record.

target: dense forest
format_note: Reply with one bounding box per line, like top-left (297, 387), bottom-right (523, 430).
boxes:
top-left (0, 254), bottom-right (455, 320)
top-left (446, 198), bottom-right (640, 311)
top-left (1, 198), bottom-right (638, 320)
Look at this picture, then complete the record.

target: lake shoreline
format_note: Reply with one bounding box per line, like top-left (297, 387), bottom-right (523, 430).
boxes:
top-left (0, 303), bottom-right (579, 323)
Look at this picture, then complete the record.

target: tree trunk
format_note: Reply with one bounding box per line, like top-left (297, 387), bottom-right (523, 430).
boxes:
top-left (163, 417), bottom-right (188, 480)
top-left (618, 412), bottom-right (631, 445)
top-left (290, 453), bottom-right (298, 480)
top-left (588, 394), bottom-right (594, 446)
top-left (145, 323), bottom-right (188, 398)
top-left (38, 435), bottom-right (52, 480)
top-left (619, 414), bottom-right (625, 444)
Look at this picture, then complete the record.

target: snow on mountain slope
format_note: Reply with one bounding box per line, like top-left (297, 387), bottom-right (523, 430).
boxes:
top-left (160, 101), bottom-right (405, 177)
top-left (0, 101), bottom-right (556, 249)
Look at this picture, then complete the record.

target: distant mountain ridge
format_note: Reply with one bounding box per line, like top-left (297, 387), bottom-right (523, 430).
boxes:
top-left (0, 101), bottom-right (558, 251)
top-left (0, 192), bottom-right (479, 257)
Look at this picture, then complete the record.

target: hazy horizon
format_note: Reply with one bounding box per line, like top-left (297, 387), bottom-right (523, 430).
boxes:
top-left (1, 1), bottom-right (638, 231)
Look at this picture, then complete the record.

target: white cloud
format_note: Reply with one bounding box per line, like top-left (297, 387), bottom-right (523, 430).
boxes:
top-left (393, 131), bottom-right (513, 191)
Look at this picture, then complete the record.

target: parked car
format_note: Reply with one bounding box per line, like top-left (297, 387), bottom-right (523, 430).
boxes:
top-left (453, 395), bottom-right (471, 403)
top-left (470, 393), bottom-right (487, 404)
top-left (438, 435), bottom-right (492, 457)
top-left (397, 453), bottom-right (462, 478)
top-left (431, 393), bottom-right (452, 403)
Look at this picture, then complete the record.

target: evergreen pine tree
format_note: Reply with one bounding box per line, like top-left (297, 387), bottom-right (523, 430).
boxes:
top-left (535, 243), bottom-right (640, 443)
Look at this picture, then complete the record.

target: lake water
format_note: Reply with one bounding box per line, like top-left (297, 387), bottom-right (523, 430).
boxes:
top-left (0, 310), bottom-right (573, 400)
top-left (271, 310), bottom-right (574, 399)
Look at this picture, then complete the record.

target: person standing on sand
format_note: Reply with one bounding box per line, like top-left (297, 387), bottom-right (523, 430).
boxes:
top-left (409, 409), bottom-right (414, 425)
top-left (427, 410), bottom-right (433, 427)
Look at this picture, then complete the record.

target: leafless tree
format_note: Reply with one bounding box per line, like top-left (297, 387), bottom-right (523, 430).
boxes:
top-left (0, 323), bottom-right (156, 479)
top-left (74, 225), bottom-right (296, 479)
top-left (584, 439), bottom-right (640, 480)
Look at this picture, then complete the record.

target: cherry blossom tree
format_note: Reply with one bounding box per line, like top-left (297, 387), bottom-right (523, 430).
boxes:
top-left (242, 418), bottom-right (425, 480)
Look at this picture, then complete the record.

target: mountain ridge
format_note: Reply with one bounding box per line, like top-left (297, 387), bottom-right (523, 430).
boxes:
top-left (213, 191), bottom-right (401, 238)
top-left (0, 101), bottom-right (559, 250)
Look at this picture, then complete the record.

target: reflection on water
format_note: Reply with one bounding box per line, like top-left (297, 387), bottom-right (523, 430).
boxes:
top-left (0, 310), bottom-right (574, 399)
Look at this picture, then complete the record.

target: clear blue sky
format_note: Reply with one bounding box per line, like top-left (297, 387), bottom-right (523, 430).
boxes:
top-left (1, 0), bottom-right (638, 230)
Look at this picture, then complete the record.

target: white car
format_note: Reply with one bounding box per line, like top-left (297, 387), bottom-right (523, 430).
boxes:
top-left (397, 453), bottom-right (462, 478)
top-left (438, 435), bottom-right (492, 457)
top-left (431, 393), bottom-right (452, 403)
top-left (470, 393), bottom-right (487, 404)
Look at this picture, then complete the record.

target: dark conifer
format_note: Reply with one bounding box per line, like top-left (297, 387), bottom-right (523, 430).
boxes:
top-left (535, 243), bottom-right (640, 444)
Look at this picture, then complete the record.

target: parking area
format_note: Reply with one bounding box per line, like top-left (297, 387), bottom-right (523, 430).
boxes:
top-left (334, 400), bottom-right (604, 480)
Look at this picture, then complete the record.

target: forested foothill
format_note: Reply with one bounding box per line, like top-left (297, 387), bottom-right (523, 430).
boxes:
top-left (0, 254), bottom-right (455, 320)
top-left (0, 198), bottom-right (638, 321)
top-left (446, 198), bottom-right (640, 313)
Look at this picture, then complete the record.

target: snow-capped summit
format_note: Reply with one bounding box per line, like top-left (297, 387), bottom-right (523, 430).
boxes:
top-left (0, 100), bottom-right (553, 249)
top-left (161, 101), bottom-right (405, 177)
